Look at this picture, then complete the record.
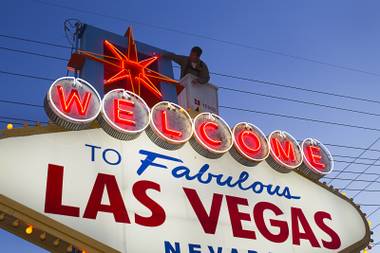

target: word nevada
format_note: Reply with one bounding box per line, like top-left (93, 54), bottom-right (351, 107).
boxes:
top-left (45, 76), bottom-right (333, 178)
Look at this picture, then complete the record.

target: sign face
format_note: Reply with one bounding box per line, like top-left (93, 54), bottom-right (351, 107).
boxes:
top-left (191, 112), bottom-right (233, 158)
top-left (98, 89), bottom-right (150, 140)
top-left (0, 129), bottom-right (369, 253)
top-left (45, 77), bottom-right (101, 130)
top-left (231, 122), bottom-right (270, 166)
top-left (148, 101), bottom-right (193, 149)
top-left (267, 130), bottom-right (303, 173)
top-left (301, 138), bottom-right (334, 176)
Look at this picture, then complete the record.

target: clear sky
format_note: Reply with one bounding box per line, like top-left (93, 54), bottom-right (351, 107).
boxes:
top-left (0, 0), bottom-right (379, 252)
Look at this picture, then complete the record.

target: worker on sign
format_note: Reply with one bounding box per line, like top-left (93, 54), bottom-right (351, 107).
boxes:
top-left (164, 46), bottom-right (210, 84)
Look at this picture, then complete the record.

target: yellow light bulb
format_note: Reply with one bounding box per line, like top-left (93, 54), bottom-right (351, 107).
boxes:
top-left (6, 123), bottom-right (13, 130)
top-left (25, 225), bottom-right (33, 234)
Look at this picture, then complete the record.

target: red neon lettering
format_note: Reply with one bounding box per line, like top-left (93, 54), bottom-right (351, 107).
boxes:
top-left (57, 85), bottom-right (92, 115)
top-left (314, 211), bottom-right (341, 249)
top-left (253, 202), bottom-right (289, 243)
top-left (291, 207), bottom-right (320, 248)
top-left (199, 121), bottom-right (222, 146)
top-left (44, 164), bottom-right (80, 217)
top-left (271, 138), bottom-right (296, 162)
top-left (237, 130), bottom-right (261, 156)
top-left (183, 188), bottom-right (223, 234)
top-left (133, 180), bottom-right (166, 227)
top-left (113, 98), bottom-right (136, 126)
top-left (83, 173), bottom-right (130, 223)
top-left (305, 146), bottom-right (326, 171)
top-left (160, 110), bottom-right (182, 138)
top-left (226, 195), bottom-right (256, 239)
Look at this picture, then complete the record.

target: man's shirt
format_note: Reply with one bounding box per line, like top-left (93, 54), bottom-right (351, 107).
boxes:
top-left (165, 53), bottom-right (210, 84)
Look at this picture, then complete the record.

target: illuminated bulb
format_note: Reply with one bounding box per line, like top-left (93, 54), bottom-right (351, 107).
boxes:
top-left (367, 219), bottom-right (372, 227)
top-left (0, 213), bottom-right (5, 221)
top-left (6, 123), bottom-right (13, 130)
top-left (25, 225), bottom-right (33, 235)
top-left (53, 238), bottom-right (60, 246)
top-left (341, 192), bottom-right (347, 196)
top-left (40, 232), bottom-right (46, 241)
top-left (12, 219), bottom-right (19, 227)
top-left (363, 249), bottom-right (368, 253)
top-left (66, 245), bottom-right (73, 252)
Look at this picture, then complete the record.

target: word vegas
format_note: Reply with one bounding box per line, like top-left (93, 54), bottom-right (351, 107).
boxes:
top-left (45, 76), bottom-right (334, 178)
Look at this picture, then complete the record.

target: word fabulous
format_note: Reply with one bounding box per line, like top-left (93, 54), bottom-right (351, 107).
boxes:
top-left (45, 76), bottom-right (334, 178)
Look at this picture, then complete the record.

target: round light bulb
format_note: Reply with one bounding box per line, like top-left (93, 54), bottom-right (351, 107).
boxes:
top-left (25, 225), bottom-right (33, 235)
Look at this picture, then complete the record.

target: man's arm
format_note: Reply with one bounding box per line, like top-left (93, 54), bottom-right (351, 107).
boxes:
top-left (197, 62), bottom-right (210, 84)
top-left (163, 52), bottom-right (187, 67)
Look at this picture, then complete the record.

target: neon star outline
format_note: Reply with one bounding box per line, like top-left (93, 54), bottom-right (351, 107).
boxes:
top-left (81, 27), bottom-right (177, 98)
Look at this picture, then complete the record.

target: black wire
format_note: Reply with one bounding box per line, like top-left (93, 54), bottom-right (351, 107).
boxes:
top-left (3, 110), bottom-right (380, 168)
top-left (2, 68), bottom-right (380, 133)
top-left (220, 105), bottom-right (380, 132)
top-left (2, 37), bottom-right (380, 106)
top-left (4, 97), bottom-right (380, 164)
top-left (0, 34), bottom-right (70, 49)
top-left (334, 170), bottom-right (380, 176)
top-left (29, 0), bottom-right (380, 78)
top-left (2, 44), bottom-right (380, 156)
top-left (352, 176), bottom-right (380, 198)
top-left (327, 137), bottom-right (380, 184)
top-left (0, 46), bottom-right (68, 61)
top-left (0, 99), bottom-right (43, 108)
top-left (3, 69), bottom-right (380, 158)
top-left (4, 43), bottom-right (380, 118)
top-left (220, 86), bottom-right (380, 117)
top-left (324, 177), bottom-right (380, 184)
top-left (322, 142), bottom-right (380, 153)
top-left (342, 156), bottom-right (380, 191)
top-left (333, 160), bottom-right (380, 167)
top-left (0, 115), bottom-right (47, 124)
top-left (368, 207), bottom-right (380, 217)
top-left (214, 71), bottom-right (380, 105)
top-left (343, 188), bottom-right (380, 193)
top-left (1, 98), bottom-right (380, 160)
top-left (333, 154), bottom-right (380, 162)
top-left (0, 120), bottom-right (23, 126)
top-left (0, 70), bottom-right (54, 81)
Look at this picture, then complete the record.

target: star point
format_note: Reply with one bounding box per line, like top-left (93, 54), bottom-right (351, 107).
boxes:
top-left (81, 26), bottom-right (178, 99)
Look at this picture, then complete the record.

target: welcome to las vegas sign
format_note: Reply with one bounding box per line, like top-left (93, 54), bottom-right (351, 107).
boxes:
top-left (0, 75), bottom-right (371, 253)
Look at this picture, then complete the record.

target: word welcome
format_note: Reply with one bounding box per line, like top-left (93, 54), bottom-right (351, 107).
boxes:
top-left (45, 77), bottom-right (334, 179)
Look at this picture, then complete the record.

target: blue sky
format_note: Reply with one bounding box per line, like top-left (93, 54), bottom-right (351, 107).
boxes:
top-left (0, 0), bottom-right (379, 251)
